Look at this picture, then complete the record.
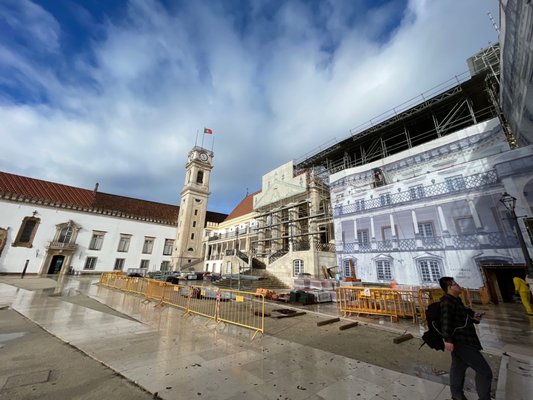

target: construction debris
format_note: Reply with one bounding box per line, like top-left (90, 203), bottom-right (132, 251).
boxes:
top-left (273, 311), bottom-right (306, 319)
top-left (317, 317), bottom-right (340, 326)
top-left (393, 333), bottom-right (414, 344)
top-left (339, 321), bottom-right (359, 330)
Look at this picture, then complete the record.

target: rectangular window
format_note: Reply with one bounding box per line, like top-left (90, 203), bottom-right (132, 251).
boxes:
top-left (446, 175), bottom-right (465, 192)
top-left (84, 257), bottom-right (97, 270)
top-left (419, 260), bottom-right (441, 283)
top-left (357, 230), bottom-right (369, 245)
top-left (409, 185), bottom-right (425, 200)
top-left (14, 217), bottom-right (40, 247)
top-left (343, 260), bottom-right (354, 277)
top-left (191, 233), bottom-right (195, 240)
top-left (194, 209), bottom-right (198, 216)
top-left (192, 221), bottom-right (196, 227)
top-left (293, 259), bottom-right (304, 276)
top-left (163, 239), bottom-right (174, 255)
top-left (20, 220), bottom-right (37, 243)
top-left (382, 226), bottom-right (393, 241)
top-left (376, 260), bottom-right (392, 280)
top-left (226, 261), bottom-right (232, 274)
top-left (117, 235), bottom-right (131, 252)
top-left (140, 259), bottom-right (149, 269)
top-left (379, 193), bottom-right (391, 207)
top-left (142, 238), bottom-right (154, 254)
top-left (89, 232), bottom-right (105, 250)
top-left (160, 261), bottom-right (170, 271)
top-left (418, 222), bottom-right (434, 237)
top-left (114, 258), bottom-right (125, 271)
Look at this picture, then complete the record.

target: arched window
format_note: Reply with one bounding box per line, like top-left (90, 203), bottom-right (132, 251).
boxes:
top-left (58, 225), bottom-right (73, 244)
top-left (293, 259), bottom-right (304, 276)
top-left (196, 170), bottom-right (204, 184)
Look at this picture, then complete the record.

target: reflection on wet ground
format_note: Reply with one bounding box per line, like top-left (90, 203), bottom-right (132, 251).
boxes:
top-left (1, 275), bottom-right (532, 399)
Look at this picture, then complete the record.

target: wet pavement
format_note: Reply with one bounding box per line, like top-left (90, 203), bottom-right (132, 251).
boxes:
top-left (1, 275), bottom-right (532, 400)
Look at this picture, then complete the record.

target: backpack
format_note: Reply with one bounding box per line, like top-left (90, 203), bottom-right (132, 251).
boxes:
top-left (420, 301), bottom-right (445, 351)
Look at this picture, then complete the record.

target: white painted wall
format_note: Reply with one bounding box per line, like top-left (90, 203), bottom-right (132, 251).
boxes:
top-left (0, 201), bottom-right (176, 275)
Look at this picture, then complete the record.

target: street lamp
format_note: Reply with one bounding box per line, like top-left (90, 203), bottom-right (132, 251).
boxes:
top-left (500, 192), bottom-right (533, 278)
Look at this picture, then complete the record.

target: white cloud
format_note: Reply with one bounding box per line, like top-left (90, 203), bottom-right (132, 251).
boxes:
top-left (0, 0), bottom-right (500, 213)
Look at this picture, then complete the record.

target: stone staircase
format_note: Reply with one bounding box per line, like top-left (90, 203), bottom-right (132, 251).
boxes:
top-left (213, 269), bottom-right (290, 291)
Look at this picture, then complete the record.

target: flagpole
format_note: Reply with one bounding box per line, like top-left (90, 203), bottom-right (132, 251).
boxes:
top-left (201, 128), bottom-right (205, 148)
top-left (194, 129), bottom-right (199, 147)
top-left (211, 134), bottom-right (215, 153)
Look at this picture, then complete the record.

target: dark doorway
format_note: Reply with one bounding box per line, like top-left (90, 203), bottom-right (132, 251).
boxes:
top-left (48, 255), bottom-right (65, 274)
top-left (482, 264), bottom-right (526, 304)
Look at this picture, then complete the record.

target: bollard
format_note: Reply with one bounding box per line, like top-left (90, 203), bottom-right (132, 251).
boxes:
top-left (21, 259), bottom-right (29, 279)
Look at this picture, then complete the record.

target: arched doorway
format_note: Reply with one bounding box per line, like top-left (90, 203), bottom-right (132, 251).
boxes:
top-left (47, 255), bottom-right (65, 275)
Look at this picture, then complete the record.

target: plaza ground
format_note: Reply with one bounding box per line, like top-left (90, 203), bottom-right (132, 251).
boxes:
top-left (1, 275), bottom-right (532, 399)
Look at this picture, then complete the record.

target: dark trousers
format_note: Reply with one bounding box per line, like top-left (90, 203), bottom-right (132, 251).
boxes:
top-left (450, 343), bottom-right (492, 400)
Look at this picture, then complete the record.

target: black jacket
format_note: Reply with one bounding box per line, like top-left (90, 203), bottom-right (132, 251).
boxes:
top-left (440, 294), bottom-right (482, 350)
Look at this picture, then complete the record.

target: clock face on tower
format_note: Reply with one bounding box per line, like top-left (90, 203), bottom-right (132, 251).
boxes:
top-left (199, 152), bottom-right (208, 161)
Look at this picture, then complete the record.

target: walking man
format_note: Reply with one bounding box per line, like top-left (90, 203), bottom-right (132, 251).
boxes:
top-left (439, 277), bottom-right (493, 400)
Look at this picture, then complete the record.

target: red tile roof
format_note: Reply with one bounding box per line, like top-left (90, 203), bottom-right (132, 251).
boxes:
top-left (224, 191), bottom-right (260, 222)
top-left (0, 171), bottom-right (227, 225)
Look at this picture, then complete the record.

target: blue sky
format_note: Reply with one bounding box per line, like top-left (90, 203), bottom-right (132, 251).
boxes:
top-left (0, 0), bottom-right (499, 214)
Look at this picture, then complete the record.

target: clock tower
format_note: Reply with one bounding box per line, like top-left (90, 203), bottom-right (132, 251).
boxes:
top-left (172, 146), bottom-right (213, 271)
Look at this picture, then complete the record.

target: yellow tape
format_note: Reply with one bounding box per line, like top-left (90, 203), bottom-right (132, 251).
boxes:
top-left (236, 295), bottom-right (244, 302)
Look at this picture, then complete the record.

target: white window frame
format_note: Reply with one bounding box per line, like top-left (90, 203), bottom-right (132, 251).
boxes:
top-left (163, 239), bottom-right (174, 255)
top-left (142, 237), bottom-right (154, 254)
top-left (357, 229), bottom-right (369, 245)
top-left (343, 259), bottom-right (354, 277)
top-left (89, 232), bottom-right (105, 250)
top-left (114, 258), bottom-right (125, 271)
top-left (84, 257), bottom-right (97, 270)
top-left (418, 222), bottom-right (434, 237)
top-left (376, 260), bottom-right (392, 281)
top-left (293, 259), bottom-right (304, 276)
top-left (58, 225), bottom-right (74, 244)
top-left (139, 259), bottom-right (149, 269)
top-left (117, 235), bottom-right (131, 252)
top-left (160, 261), bottom-right (170, 271)
top-left (418, 259), bottom-right (442, 283)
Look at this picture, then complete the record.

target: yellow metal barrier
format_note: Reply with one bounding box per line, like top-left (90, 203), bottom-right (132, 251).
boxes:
top-left (145, 279), bottom-right (167, 302)
top-left (186, 286), bottom-right (218, 320)
top-left (98, 273), bottom-right (264, 338)
top-left (337, 287), bottom-right (417, 323)
top-left (160, 284), bottom-right (189, 310)
top-left (218, 289), bottom-right (265, 339)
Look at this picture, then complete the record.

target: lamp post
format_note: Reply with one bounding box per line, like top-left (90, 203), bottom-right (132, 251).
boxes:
top-left (500, 192), bottom-right (533, 278)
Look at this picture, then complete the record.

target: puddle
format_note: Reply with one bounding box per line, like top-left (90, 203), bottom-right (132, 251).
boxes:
top-left (0, 332), bottom-right (27, 348)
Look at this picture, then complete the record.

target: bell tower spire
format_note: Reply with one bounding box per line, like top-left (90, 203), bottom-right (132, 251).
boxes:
top-left (172, 146), bottom-right (213, 271)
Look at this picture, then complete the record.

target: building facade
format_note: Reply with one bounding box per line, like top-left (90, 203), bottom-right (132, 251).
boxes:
top-left (0, 146), bottom-right (226, 276)
top-left (203, 161), bottom-right (336, 286)
top-left (330, 117), bottom-right (533, 296)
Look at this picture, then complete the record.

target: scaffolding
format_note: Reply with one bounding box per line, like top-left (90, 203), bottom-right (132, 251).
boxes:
top-left (295, 44), bottom-right (506, 176)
